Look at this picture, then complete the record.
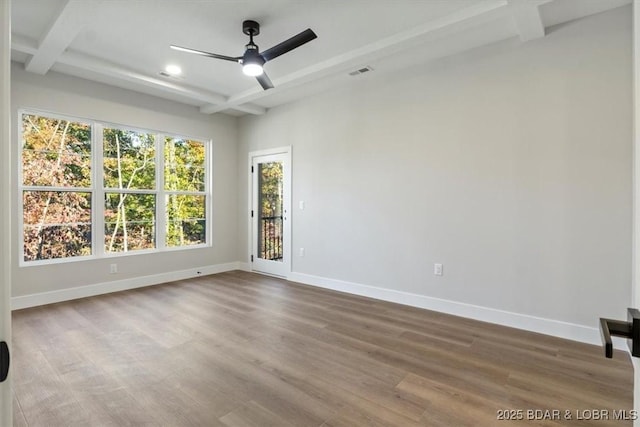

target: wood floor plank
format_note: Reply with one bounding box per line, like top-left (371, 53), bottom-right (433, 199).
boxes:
top-left (11, 270), bottom-right (633, 426)
top-left (12, 391), bottom-right (28, 427)
top-left (255, 361), bottom-right (427, 427)
top-left (220, 400), bottom-right (297, 427)
top-left (187, 339), bottom-right (337, 426)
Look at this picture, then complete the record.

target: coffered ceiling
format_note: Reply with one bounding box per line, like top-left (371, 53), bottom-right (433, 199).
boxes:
top-left (10, 0), bottom-right (631, 116)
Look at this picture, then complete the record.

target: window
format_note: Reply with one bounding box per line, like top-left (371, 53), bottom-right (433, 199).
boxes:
top-left (164, 137), bottom-right (207, 247)
top-left (21, 114), bottom-right (93, 261)
top-left (103, 127), bottom-right (157, 253)
top-left (20, 111), bottom-right (210, 264)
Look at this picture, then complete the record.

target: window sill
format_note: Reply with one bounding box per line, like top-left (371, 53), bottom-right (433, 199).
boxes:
top-left (19, 243), bottom-right (212, 267)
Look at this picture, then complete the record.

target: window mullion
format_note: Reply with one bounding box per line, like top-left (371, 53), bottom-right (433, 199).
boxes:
top-left (102, 188), bottom-right (157, 195)
top-left (206, 140), bottom-right (212, 246)
top-left (163, 190), bottom-right (206, 196)
top-left (156, 133), bottom-right (166, 249)
top-left (21, 185), bottom-right (93, 192)
top-left (94, 123), bottom-right (105, 258)
top-left (18, 111), bottom-right (25, 264)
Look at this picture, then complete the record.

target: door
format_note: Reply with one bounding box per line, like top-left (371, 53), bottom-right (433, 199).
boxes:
top-left (0, 1), bottom-right (12, 426)
top-left (250, 148), bottom-right (290, 277)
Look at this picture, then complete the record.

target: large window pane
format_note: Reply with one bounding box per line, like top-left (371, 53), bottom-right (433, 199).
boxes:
top-left (104, 128), bottom-right (155, 190)
top-left (21, 110), bottom-right (211, 264)
top-left (166, 194), bottom-right (205, 247)
top-left (105, 193), bottom-right (156, 253)
top-left (23, 191), bottom-right (92, 261)
top-left (164, 137), bottom-right (205, 191)
top-left (22, 114), bottom-right (91, 187)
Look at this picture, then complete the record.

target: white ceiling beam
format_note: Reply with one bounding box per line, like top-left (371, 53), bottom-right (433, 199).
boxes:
top-left (11, 34), bottom-right (37, 55)
top-left (12, 35), bottom-right (266, 115)
top-left (61, 51), bottom-right (266, 114)
top-left (200, 0), bottom-right (510, 114)
top-left (508, 0), bottom-right (549, 42)
top-left (229, 103), bottom-right (267, 115)
top-left (12, 0), bottom-right (549, 116)
top-left (59, 50), bottom-right (229, 105)
top-left (25, 0), bottom-right (101, 75)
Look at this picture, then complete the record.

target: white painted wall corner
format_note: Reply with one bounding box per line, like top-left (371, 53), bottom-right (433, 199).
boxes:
top-left (237, 262), bottom-right (251, 272)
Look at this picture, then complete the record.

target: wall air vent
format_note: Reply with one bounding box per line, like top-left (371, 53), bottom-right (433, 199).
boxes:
top-left (348, 66), bottom-right (373, 76)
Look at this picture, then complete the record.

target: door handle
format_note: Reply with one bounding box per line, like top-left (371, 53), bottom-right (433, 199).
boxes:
top-left (600, 308), bottom-right (640, 358)
top-left (0, 341), bottom-right (8, 382)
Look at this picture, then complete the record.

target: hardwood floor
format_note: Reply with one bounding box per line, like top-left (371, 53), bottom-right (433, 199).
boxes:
top-left (11, 270), bottom-right (633, 426)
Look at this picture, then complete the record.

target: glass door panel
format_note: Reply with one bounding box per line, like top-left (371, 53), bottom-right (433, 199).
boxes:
top-left (251, 151), bottom-right (289, 277)
top-left (257, 161), bottom-right (283, 262)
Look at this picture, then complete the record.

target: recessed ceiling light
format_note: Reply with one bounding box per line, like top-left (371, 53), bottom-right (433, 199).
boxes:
top-left (164, 64), bottom-right (182, 76)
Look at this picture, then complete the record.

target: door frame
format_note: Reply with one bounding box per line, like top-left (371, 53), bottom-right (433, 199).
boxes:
top-left (633, 1), bottom-right (640, 423)
top-left (0, 0), bottom-right (12, 425)
top-left (248, 146), bottom-right (291, 278)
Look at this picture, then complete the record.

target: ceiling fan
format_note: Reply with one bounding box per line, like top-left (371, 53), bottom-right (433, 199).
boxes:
top-left (170, 20), bottom-right (317, 90)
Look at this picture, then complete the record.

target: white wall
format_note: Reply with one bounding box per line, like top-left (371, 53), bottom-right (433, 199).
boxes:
top-left (11, 63), bottom-right (239, 298)
top-left (239, 6), bottom-right (632, 330)
top-left (8, 5), bottom-right (633, 344)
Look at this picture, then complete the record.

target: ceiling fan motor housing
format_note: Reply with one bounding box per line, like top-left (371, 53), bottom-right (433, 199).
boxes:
top-left (243, 20), bottom-right (260, 36)
top-left (242, 48), bottom-right (265, 67)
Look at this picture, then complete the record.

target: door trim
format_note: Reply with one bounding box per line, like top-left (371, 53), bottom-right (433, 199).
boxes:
top-left (248, 146), bottom-right (291, 278)
top-left (0, 0), bottom-right (11, 425)
top-left (632, 1), bottom-right (640, 421)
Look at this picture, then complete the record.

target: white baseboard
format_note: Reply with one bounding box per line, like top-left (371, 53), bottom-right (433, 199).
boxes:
top-left (11, 262), bottom-right (241, 310)
top-left (287, 271), bottom-right (626, 350)
top-left (11, 263), bottom-right (624, 351)
top-left (237, 262), bottom-right (251, 272)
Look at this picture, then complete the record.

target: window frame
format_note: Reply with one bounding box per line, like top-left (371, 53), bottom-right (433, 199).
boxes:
top-left (19, 109), bottom-right (212, 266)
top-left (162, 135), bottom-right (209, 249)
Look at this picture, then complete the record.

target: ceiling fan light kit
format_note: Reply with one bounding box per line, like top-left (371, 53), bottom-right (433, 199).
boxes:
top-left (242, 48), bottom-right (265, 76)
top-left (242, 62), bottom-right (264, 76)
top-left (171, 20), bottom-right (316, 90)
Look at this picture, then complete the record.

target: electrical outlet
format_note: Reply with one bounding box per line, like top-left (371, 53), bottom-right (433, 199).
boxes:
top-left (299, 200), bottom-right (305, 210)
top-left (434, 263), bottom-right (443, 276)
top-left (299, 248), bottom-right (305, 257)
top-left (110, 263), bottom-right (118, 274)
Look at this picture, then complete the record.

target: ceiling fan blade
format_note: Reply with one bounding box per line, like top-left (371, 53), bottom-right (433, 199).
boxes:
top-left (170, 45), bottom-right (240, 62)
top-left (256, 72), bottom-right (274, 90)
top-left (260, 29), bottom-right (317, 62)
